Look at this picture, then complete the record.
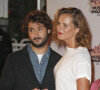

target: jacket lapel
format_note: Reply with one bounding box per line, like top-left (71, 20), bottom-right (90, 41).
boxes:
top-left (22, 46), bottom-right (40, 86)
top-left (41, 48), bottom-right (54, 84)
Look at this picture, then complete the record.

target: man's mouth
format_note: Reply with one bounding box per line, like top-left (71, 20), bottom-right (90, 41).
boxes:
top-left (33, 37), bottom-right (41, 42)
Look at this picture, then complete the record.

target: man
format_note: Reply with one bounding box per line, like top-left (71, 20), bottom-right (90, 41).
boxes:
top-left (0, 29), bottom-right (12, 77)
top-left (0, 10), bottom-right (61, 90)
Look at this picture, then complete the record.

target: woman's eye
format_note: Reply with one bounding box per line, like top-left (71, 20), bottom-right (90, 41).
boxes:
top-left (63, 23), bottom-right (67, 27)
top-left (57, 22), bottom-right (60, 25)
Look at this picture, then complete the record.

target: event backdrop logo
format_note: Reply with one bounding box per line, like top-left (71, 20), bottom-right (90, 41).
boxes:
top-left (89, 0), bottom-right (100, 16)
top-left (90, 44), bottom-right (100, 65)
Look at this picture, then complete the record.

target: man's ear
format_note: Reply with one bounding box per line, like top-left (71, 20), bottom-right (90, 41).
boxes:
top-left (48, 29), bottom-right (51, 34)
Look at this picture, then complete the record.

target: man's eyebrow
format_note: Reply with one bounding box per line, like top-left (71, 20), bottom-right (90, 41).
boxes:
top-left (28, 28), bottom-right (33, 29)
top-left (38, 25), bottom-right (44, 27)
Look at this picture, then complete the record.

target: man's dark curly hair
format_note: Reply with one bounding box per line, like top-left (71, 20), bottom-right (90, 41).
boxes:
top-left (21, 9), bottom-right (52, 35)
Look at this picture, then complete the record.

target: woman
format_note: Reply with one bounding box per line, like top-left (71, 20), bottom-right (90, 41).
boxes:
top-left (52, 7), bottom-right (91, 90)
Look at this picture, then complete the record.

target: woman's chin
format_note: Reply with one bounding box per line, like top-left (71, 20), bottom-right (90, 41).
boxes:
top-left (57, 36), bottom-right (64, 40)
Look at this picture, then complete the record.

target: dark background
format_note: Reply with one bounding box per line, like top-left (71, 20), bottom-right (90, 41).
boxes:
top-left (0, 0), bottom-right (46, 42)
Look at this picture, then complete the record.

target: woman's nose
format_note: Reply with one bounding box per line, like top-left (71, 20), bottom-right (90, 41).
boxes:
top-left (57, 24), bottom-right (64, 30)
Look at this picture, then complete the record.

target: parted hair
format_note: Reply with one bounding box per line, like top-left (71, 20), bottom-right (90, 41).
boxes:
top-left (52, 7), bottom-right (91, 49)
top-left (21, 9), bottom-right (52, 35)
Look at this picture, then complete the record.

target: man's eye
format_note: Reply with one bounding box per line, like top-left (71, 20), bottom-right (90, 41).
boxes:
top-left (29, 29), bottom-right (34, 32)
top-left (38, 28), bottom-right (43, 31)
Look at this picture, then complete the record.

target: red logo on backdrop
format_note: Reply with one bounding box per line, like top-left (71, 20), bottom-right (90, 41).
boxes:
top-left (90, 44), bottom-right (100, 65)
top-left (89, 0), bottom-right (100, 16)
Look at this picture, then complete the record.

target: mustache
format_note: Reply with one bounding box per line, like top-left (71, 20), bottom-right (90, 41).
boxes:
top-left (33, 37), bottom-right (42, 40)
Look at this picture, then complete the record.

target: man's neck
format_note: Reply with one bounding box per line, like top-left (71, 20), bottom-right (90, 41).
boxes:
top-left (31, 44), bottom-right (48, 54)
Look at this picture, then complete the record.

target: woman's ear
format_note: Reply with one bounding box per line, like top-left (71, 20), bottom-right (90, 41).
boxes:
top-left (76, 27), bottom-right (79, 33)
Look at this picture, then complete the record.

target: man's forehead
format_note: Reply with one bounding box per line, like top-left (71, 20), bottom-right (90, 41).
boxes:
top-left (29, 21), bottom-right (44, 26)
top-left (36, 23), bottom-right (44, 26)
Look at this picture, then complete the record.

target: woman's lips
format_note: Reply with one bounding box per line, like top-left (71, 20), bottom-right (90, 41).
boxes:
top-left (58, 32), bottom-right (63, 35)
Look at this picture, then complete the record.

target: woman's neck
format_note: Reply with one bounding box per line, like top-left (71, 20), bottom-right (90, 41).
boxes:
top-left (65, 39), bottom-right (76, 48)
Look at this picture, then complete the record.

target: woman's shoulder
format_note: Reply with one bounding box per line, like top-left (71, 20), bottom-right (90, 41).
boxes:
top-left (75, 47), bottom-right (91, 63)
top-left (77, 47), bottom-right (90, 56)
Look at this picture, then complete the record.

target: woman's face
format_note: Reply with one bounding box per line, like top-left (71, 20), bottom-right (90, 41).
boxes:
top-left (56, 14), bottom-right (79, 43)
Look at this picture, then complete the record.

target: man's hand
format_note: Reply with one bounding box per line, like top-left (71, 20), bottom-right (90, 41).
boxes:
top-left (42, 89), bottom-right (48, 90)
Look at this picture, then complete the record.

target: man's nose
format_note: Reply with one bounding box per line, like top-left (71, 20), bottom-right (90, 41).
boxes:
top-left (34, 30), bottom-right (39, 36)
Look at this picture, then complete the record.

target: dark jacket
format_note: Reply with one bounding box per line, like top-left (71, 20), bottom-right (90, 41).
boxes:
top-left (0, 30), bottom-right (12, 77)
top-left (0, 45), bottom-right (61, 90)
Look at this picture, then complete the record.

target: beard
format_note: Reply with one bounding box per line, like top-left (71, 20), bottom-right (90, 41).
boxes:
top-left (30, 35), bottom-right (48, 48)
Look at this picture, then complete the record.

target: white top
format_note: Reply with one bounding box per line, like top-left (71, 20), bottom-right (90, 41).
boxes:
top-left (37, 54), bottom-right (43, 64)
top-left (54, 47), bottom-right (91, 90)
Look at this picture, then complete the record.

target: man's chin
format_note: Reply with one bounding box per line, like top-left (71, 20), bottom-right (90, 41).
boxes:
top-left (31, 43), bottom-right (45, 48)
top-left (31, 38), bottom-right (48, 48)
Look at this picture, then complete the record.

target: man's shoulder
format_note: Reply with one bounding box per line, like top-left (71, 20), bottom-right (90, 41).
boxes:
top-left (50, 48), bottom-right (62, 57)
top-left (8, 45), bottom-right (28, 59)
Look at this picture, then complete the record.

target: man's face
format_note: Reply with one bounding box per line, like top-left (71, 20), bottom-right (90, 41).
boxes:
top-left (28, 22), bottom-right (50, 48)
